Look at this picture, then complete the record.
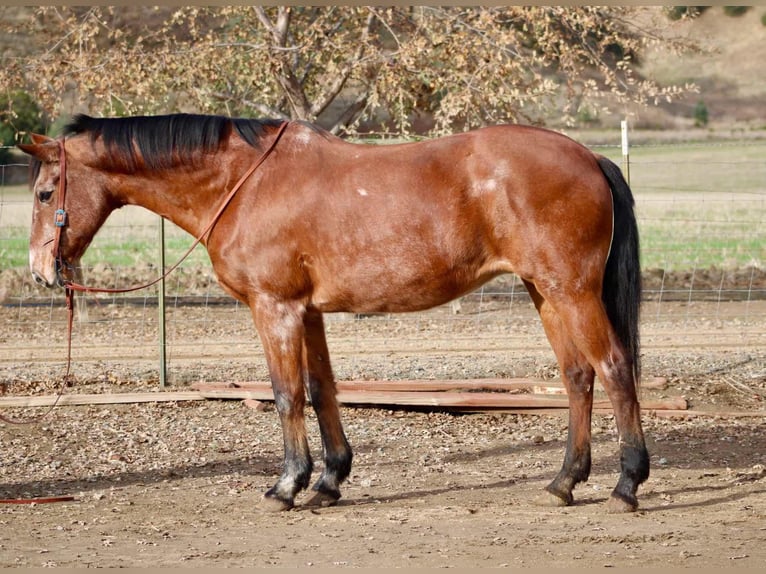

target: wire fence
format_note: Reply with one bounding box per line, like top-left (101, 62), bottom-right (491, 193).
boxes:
top-left (1, 134), bottom-right (764, 386)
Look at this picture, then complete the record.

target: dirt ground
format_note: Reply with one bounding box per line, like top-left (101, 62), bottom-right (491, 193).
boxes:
top-left (0, 295), bottom-right (764, 568)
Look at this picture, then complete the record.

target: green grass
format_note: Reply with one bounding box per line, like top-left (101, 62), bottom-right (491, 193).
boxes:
top-left (595, 141), bottom-right (766, 270)
top-left (0, 236), bottom-right (28, 268)
top-left (82, 237), bottom-right (212, 268)
top-left (1, 140), bottom-right (764, 274)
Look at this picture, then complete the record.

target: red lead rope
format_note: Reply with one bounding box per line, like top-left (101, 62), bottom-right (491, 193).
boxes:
top-left (0, 121), bottom-right (290, 426)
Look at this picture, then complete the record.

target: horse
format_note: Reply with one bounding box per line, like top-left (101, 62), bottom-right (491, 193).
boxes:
top-left (19, 113), bottom-right (649, 513)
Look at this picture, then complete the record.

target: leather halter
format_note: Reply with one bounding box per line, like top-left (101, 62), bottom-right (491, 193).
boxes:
top-left (51, 138), bottom-right (68, 282)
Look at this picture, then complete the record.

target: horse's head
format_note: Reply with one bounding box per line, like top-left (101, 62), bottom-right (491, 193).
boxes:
top-left (18, 133), bottom-right (114, 288)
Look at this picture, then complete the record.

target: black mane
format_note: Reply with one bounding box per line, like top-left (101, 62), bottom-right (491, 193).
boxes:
top-left (63, 113), bottom-right (285, 172)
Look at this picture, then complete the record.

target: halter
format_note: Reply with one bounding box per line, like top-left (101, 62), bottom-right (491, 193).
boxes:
top-left (51, 137), bottom-right (68, 282)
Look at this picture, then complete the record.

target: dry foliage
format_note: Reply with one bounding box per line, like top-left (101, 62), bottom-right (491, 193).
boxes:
top-left (1, 6), bottom-right (697, 135)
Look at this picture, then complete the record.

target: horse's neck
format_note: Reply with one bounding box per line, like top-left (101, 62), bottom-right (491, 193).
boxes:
top-left (118, 166), bottom-right (229, 240)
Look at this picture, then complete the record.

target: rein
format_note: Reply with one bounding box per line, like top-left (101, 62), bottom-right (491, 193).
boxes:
top-left (2, 121), bottom-right (289, 426)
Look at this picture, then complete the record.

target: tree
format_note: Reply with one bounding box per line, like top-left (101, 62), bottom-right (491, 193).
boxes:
top-left (0, 91), bottom-right (46, 164)
top-left (0, 6), bottom-right (697, 136)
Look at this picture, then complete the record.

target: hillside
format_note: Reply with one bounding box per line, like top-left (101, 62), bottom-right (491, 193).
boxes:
top-left (632, 6), bottom-right (766, 130)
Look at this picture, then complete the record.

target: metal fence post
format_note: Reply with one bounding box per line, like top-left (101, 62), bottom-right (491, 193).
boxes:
top-left (158, 216), bottom-right (168, 387)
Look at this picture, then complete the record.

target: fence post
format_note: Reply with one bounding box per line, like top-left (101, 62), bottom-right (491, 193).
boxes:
top-left (158, 216), bottom-right (168, 387)
top-left (621, 118), bottom-right (631, 186)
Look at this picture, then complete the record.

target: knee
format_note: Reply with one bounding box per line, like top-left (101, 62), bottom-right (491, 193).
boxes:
top-left (274, 389), bottom-right (306, 417)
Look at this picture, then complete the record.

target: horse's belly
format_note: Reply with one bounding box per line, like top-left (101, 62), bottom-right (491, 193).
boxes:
top-left (309, 258), bottom-right (509, 314)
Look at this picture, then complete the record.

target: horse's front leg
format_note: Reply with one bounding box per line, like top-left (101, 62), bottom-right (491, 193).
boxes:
top-left (301, 310), bottom-right (353, 507)
top-left (250, 297), bottom-right (312, 512)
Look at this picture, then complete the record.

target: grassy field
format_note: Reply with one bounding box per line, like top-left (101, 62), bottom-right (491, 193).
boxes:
top-left (597, 140), bottom-right (765, 271)
top-left (0, 195), bottom-right (212, 270)
top-left (1, 139), bottom-right (764, 274)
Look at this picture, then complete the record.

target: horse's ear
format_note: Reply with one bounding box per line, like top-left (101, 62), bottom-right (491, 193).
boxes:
top-left (17, 139), bottom-right (60, 163)
top-left (30, 133), bottom-right (55, 145)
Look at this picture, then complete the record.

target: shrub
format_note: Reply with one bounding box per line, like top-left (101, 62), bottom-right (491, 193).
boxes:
top-left (723, 6), bottom-right (750, 17)
top-left (693, 100), bottom-right (709, 127)
top-left (664, 6), bottom-right (710, 21)
top-left (0, 92), bottom-right (47, 165)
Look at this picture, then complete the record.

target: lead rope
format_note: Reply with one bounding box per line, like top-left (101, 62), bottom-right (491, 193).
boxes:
top-left (1, 121), bottom-right (289, 426)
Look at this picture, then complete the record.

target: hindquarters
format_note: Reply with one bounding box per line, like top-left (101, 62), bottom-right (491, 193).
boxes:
top-left (504, 143), bottom-right (647, 512)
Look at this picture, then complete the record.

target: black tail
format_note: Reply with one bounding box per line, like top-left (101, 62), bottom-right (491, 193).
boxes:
top-left (596, 156), bottom-right (642, 388)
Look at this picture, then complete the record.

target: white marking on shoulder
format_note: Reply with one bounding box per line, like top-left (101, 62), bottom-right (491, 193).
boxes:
top-left (356, 188), bottom-right (369, 197)
top-left (292, 126), bottom-right (313, 147)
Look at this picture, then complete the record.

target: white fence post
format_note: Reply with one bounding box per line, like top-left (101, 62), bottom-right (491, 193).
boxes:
top-left (621, 118), bottom-right (631, 186)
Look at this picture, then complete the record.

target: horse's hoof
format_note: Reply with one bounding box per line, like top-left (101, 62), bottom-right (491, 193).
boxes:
top-left (606, 494), bottom-right (638, 513)
top-left (301, 490), bottom-right (340, 509)
top-left (533, 489), bottom-right (571, 507)
top-left (256, 494), bottom-right (294, 513)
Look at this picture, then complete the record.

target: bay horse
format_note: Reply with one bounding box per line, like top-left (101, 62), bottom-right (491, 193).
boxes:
top-left (19, 114), bottom-right (648, 513)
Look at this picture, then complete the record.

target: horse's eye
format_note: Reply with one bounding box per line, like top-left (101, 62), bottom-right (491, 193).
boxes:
top-left (38, 190), bottom-right (53, 203)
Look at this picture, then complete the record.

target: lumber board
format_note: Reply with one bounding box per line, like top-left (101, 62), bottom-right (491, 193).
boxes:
top-left (0, 391), bottom-right (205, 408)
top-left (0, 393), bottom-right (757, 417)
top-left (193, 379), bottom-right (563, 393)
top-left (193, 376), bottom-right (668, 394)
top-left (0, 377), bottom-right (694, 413)
top-left (195, 386), bottom-right (688, 411)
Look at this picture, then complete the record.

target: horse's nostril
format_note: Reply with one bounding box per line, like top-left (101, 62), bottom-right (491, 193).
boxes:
top-left (32, 271), bottom-right (53, 288)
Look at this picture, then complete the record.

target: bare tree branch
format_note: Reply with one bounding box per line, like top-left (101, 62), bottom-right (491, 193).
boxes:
top-left (311, 10), bottom-right (376, 118)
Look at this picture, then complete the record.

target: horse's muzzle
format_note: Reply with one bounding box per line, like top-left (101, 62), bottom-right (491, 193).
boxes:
top-left (30, 259), bottom-right (70, 289)
top-left (31, 270), bottom-right (56, 289)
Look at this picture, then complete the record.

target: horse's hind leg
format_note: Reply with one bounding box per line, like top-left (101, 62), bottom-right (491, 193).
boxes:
top-left (543, 289), bottom-right (649, 512)
top-left (301, 310), bottom-right (353, 507)
top-left (250, 297), bottom-right (313, 512)
top-left (524, 281), bottom-right (595, 507)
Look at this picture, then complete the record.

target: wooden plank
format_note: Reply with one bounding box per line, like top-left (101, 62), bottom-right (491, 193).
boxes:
top-left (0, 377), bottom-right (694, 414)
top-left (647, 409), bottom-right (766, 419)
top-left (195, 386), bottom-right (688, 411)
top-left (0, 391), bottom-right (206, 408)
top-left (192, 379), bottom-right (562, 393)
top-left (8, 393), bottom-right (751, 415)
top-left (339, 379), bottom-right (556, 392)
top-left (193, 376), bottom-right (668, 394)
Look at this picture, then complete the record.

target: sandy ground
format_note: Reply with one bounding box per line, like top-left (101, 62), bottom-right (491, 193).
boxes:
top-left (0, 298), bottom-right (764, 568)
